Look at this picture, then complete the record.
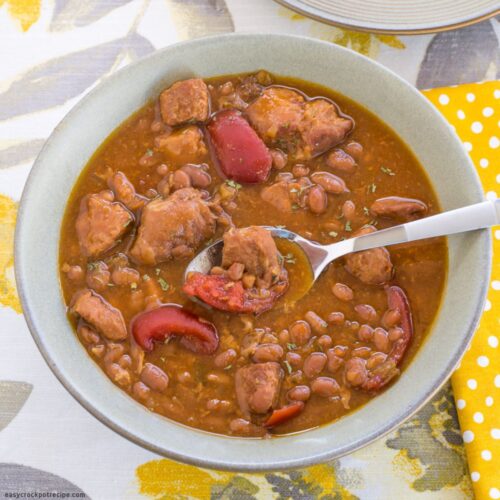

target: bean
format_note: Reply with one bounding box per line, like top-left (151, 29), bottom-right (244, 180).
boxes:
top-left (139, 151), bottom-right (159, 167)
top-left (210, 266), bottom-right (225, 275)
top-left (389, 327), bottom-right (404, 342)
top-left (332, 345), bottom-right (348, 357)
top-left (66, 265), bottom-right (84, 281)
top-left (156, 164), bottom-right (169, 176)
top-left (288, 370), bottom-right (305, 385)
top-left (342, 200), bottom-right (356, 220)
top-left (171, 169), bottom-right (191, 190)
top-left (141, 363), bottom-right (169, 392)
top-left (106, 363), bottom-right (131, 387)
top-left (119, 354), bottom-right (132, 369)
top-left (304, 311), bottom-right (328, 334)
top-left (289, 320), bottom-right (312, 346)
top-left (112, 267), bottom-right (140, 286)
top-left (288, 385), bottom-right (311, 402)
top-left (303, 352), bottom-right (327, 378)
top-left (311, 171), bottom-right (348, 193)
top-left (253, 343), bottom-right (284, 363)
top-left (373, 327), bottom-right (390, 353)
top-left (349, 321), bottom-right (360, 331)
top-left (278, 329), bottom-right (290, 344)
top-left (332, 282), bottom-right (354, 301)
top-left (78, 324), bottom-right (100, 345)
top-left (86, 262), bottom-right (110, 291)
top-left (382, 309), bottom-right (401, 329)
top-left (177, 371), bottom-right (193, 384)
top-left (311, 377), bottom-right (340, 397)
top-left (307, 185), bottom-right (328, 214)
top-left (206, 372), bottom-right (231, 385)
top-left (104, 343), bottom-right (125, 363)
top-left (100, 190), bottom-right (114, 202)
top-left (230, 418), bottom-right (252, 433)
top-left (90, 345), bottom-right (105, 358)
top-left (326, 349), bottom-right (344, 373)
top-left (352, 347), bottom-right (372, 358)
top-left (326, 149), bottom-right (357, 173)
top-left (286, 352), bottom-right (303, 369)
top-left (327, 311), bottom-right (345, 325)
top-left (354, 304), bottom-right (378, 322)
top-left (366, 352), bottom-right (388, 370)
top-left (344, 142), bottom-right (363, 160)
top-left (358, 324), bottom-right (374, 342)
top-left (158, 177), bottom-right (170, 197)
top-left (214, 348), bottom-right (237, 369)
top-left (345, 358), bottom-right (368, 387)
top-left (132, 381), bottom-right (151, 401)
top-left (262, 332), bottom-right (278, 344)
top-left (227, 262), bottom-right (245, 281)
top-left (318, 335), bottom-right (333, 350)
top-left (292, 164), bottom-right (309, 177)
top-left (270, 149), bottom-right (288, 169)
top-left (181, 164), bottom-right (211, 188)
top-left (206, 399), bottom-right (232, 413)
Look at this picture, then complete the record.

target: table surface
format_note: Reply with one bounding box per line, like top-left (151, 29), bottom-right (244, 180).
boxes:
top-left (0, 1), bottom-right (498, 498)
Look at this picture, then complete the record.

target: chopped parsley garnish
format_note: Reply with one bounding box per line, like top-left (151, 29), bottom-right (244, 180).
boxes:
top-left (158, 277), bottom-right (170, 291)
top-left (367, 183), bottom-right (377, 193)
top-left (284, 253), bottom-right (296, 264)
top-left (363, 206), bottom-right (370, 216)
top-left (287, 343), bottom-right (297, 350)
top-left (381, 166), bottom-right (396, 176)
top-left (142, 274), bottom-right (150, 281)
top-left (123, 219), bottom-right (132, 228)
top-left (289, 188), bottom-right (299, 193)
top-left (328, 231), bottom-right (338, 238)
top-left (226, 179), bottom-right (242, 190)
top-left (291, 203), bottom-right (299, 211)
top-left (145, 148), bottom-right (154, 157)
top-left (224, 365), bottom-right (233, 371)
top-left (345, 221), bottom-right (352, 232)
top-left (86, 262), bottom-right (97, 271)
top-left (155, 268), bottom-right (161, 276)
top-left (107, 283), bottom-right (115, 287)
top-left (284, 360), bottom-right (293, 374)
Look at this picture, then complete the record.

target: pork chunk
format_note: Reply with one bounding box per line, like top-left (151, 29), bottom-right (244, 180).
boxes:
top-left (246, 87), bottom-right (353, 160)
top-left (345, 225), bottom-right (393, 285)
top-left (222, 226), bottom-right (282, 287)
top-left (261, 180), bottom-right (293, 213)
top-left (235, 362), bottom-right (283, 415)
top-left (159, 78), bottom-right (210, 126)
top-left (108, 171), bottom-right (147, 211)
top-left (70, 288), bottom-right (127, 340)
top-left (130, 188), bottom-right (216, 265)
top-left (155, 126), bottom-right (207, 163)
top-left (75, 192), bottom-right (132, 258)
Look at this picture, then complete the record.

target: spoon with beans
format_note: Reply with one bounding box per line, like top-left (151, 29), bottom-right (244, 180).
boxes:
top-left (185, 198), bottom-right (500, 299)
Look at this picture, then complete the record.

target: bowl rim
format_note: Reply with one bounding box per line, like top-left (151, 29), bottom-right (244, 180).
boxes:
top-left (14, 32), bottom-right (492, 471)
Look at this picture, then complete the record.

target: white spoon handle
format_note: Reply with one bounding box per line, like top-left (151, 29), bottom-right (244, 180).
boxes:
top-left (352, 199), bottom-right (500, 253)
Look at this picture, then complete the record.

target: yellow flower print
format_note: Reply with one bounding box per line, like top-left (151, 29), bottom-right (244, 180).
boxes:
top-left (0, 0), bottom-right (41, 31)
top-left (0, 194), bottom-right (21, 313)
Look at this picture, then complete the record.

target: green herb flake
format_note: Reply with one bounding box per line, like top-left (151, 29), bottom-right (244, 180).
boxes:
top-left (345, 221), bottom-right (352, 232)
top-left (142, 274), bottom-right (150, 281)
top-left (226, 179), bottom-right (242, 190)
top-left (363, 206), bottom-right (370, 216)
top-left (145, 148), bottom-right (154, 157)
top-left (107, 283), bottom-right (115, 287)
top-left (224, 365), bottom-right (233, 371)
top-left (289, 188), bottom-right (299, 194)
top-left (284, 253), bottom-right (296, 264)
top-left (291, 203), bottom-right (299, 211)
top-left (381, 166), bottom-right (396, 176)
top-left (328, 231), bottom-right (338, 238)
top-left (284, 360), bottom-right (293, 374)
top-left (287, 343), bottom-right (297, 350)
top-left (155, 268), bottom-right (161, 276)
top-left (370, 183), bottom-right (377, 193)
top-left (158, 277), bottom-right (170, 291)
top-left (130, 282), bottom-right (138, 290)
top-left (86, 262), bottom-right (97, 271)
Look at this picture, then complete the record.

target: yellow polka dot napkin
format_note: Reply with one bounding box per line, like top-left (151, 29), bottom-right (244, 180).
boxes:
top-left (424, 81), bottom-right (500, 499)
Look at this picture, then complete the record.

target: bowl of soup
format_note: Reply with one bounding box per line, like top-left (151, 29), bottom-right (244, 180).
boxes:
top-left (15, 33), bottom-right (490, 470)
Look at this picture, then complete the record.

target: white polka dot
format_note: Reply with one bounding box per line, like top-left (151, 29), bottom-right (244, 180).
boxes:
top-left (466, 93), bottom-right (476, 102)
top-left (463, 430), bottom-right (475, 442)
top-left (473, 411), bottom-right (484, 423)
top-left (438, 94), bottom-right (450, 105)
top-left (456, 399), bottom-right (466, 409)
top-left (471, 121), bottom-right (483, 134)
top-left (463, 141), bottom-right (473, 152)
top-left (483, 106), bottom-right (494, 117)
top-left (488, 335), bottom-right (499, 348)
top-left (491, 280), bottom-right (500, 290)
top-left (480, 158), bottom-right (489, 168)
top-left (457, 109), bottom-right (466, 120)
top-left (494, 89), bottom-right (500, 99)
top-left (495, 375), bottom-right (500, 388)
top-left (490, 136), bottom-right (499, 149)
top-left (467, 378), bottom-right (478, 390)
top-left (482, 449), bottom-right (492, 461)
top-left (486, 396), bottom-right (494, 407)
top-left (490, 488), bottom-right (500, 500)
top-left (477, 355), bottom-right (490, 367)
top-left (471, 471), bottom-right (480, 482)
top-left (485, 299), bottom-right (492, 311)
top-left (491, 429), bottom-right (500, 439)
top-left (486, 191), bottom-right (498, 201)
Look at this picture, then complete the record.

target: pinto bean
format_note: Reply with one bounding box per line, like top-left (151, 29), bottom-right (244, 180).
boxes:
top-left (358, 324), bottom-right (374, 342)
top-left (318, 335), bottom-right (333, 350)
top-left (86, 262), bottom-right (110, 291)
top-left (311, 377), bottom-right (340, 397)
top-left (311, 171), bottom-right (348, 194)
top-left (345, 357), bottom-right (368, 387)
top-left (227, 262), bottom-right (245, 281)
top-left (307, 185), bottom-right (327, 214)
top-left (270, 149), bottom-right (288, 169)
top-left (119, 354), bottom-right (132, 368)
top-left (326, 349), bottom-right (344, 373)
top-left (156, 164), bottom-right (169, 176)
top-left (366, 352), bottom-right (388, 370)
top-left (180, 164), bottom-right (212, 188)
top-left (370, 196), bottom-right (427, 222)
top-left (230, 418), bottom-right (252, 433)
top-left (90, 345), bottom-right (105, 358)
top-left (286, 352), bottom-right (303, 369)
top-left (382, 309), bottom-right (401, 329)
top-left (289, 320), bottom-right (312, 346)
top-left (171, 169), bottom-right (192, 190)
top-left (287, 385), bottom-right (311, 402)
top-left (157, 177), bottom-right (171, 197)
top-left (63, 264), bottom-right (84, 281)
top-left (304, 311), bottom-right (328, 334)
top-left (78, 324), bottom-right (100, 344)
top-left (141, 363), bottom-right (169, 392)
top-left (253, 343), bottom-right (284, 363)
top-left (112, 267), bottom-right (140, 286)
top-left (354, 304), bottom-right (378, 323)
top-left (388, 327), bottom-right (404, 342)
top-left (326, 149), bottom-right (356, 173)
top-left (214, 348), bottom-right (237, 369)
top-left (373, 327), bottom-right (390, 353)
top-left (106, 363), bottom-right (131, 387)
top-left (104, 343), bottom-right (125, 363)
top-left (352, 346), bottom-right (372, 358)
top-left (278, 329), bottom-right (290, 344)
top-left (332, 345), bottom-right (348, 357)
top-left (327, 311), bottom-right (345, 324)
top-left (342, 200), bottom-right (356, 220)
top-left (343, 142), bottom-right (363, 160)
top-left (132, 381), bottom-right (151, 401)
top-left (292, 164), bottom-right (309, 177)
top-left (303, 352), bottom-right (327, 378)
top-left (332, 282), bottom-right (353, 301)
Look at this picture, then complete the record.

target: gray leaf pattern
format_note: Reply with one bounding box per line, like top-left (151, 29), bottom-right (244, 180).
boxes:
top-left (0, 38), bottom-right (127, 121)
top-left (0, 382), bottom-right (33, 432)
top-left (417, 20), bottom-right (499, 89)
top-left (0, 464), bottom-right (89, 497)
top-left (51, 0), bottom-right (135, 31)
top-left (0, 140), bottom-right (45, 169)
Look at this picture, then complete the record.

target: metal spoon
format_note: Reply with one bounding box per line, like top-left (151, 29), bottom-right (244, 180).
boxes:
top-left (185, 199), bottom-right (499, 289)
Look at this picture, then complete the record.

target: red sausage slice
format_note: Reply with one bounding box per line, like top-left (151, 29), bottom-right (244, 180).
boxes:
top-left (131, 304), bottom-right (219, 354)
top-left (208, 109), bottom-right (272, 184)
top-left (264, 401), bottom-right (304, 428)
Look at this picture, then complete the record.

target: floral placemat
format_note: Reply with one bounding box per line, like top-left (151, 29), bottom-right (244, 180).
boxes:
top-left (1, 0), bottom-right (499, 498)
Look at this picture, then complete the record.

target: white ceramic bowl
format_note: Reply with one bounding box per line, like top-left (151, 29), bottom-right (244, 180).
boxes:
top-left (15, 34), bottom-right (490, 471)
